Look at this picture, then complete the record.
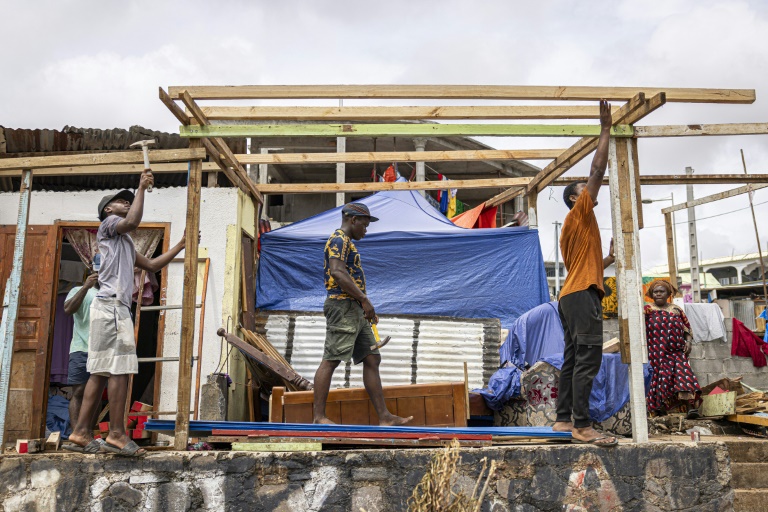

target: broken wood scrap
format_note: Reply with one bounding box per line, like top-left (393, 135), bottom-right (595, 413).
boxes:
top-left (218, 328), bottom-right (313, 391)
top-left (239, 325), bottom-right (293, 370)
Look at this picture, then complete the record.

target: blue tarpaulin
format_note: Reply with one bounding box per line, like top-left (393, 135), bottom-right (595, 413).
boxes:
top-left (478, 301), bottom-right (652, 421)
top-left (257, 191), bottom-right (549, 325)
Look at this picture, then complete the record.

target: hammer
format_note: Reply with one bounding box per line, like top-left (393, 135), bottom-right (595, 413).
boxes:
top-left (369, 322), bottom-right (391, 351)
top-left (129, 139), bottom-right (156, 192)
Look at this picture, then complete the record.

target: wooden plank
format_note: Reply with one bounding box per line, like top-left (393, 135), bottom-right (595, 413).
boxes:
top-left (211, 429), bottom-right (491, 440)
top-left (424, 395), bottom-right (455, 426)
top-left (198, 105), bottom-right (615, 121)
top-left (340, 400), bottom-right (370, 425)
top-left (0, 148), bottom-right (206, 171)
top-left (158, 87), bottom-right (190, 125)
top-left (232, 442), bottom-right (322, 451)
top-left (664, 213), bottom-right (678, 291)
top-left (168, 85), bottom-right (755, 103)
top-left (727, 414), bottom-right (768, 427)
top-left (256, 178), bottom-right (530, 194)
top-left (607, 137), bottom-right (649, 443)
top-left (284, 403), bottom-right (314, 424)
top-left (180, 123), bottom-right (635, 139)
top-left (634, 123), bottom-right (768, 137)
top-left (552, 174), bottom-right (768, 185)
top-left (395, 397), bottom-right (426, 426)
top-left (630, 139), bottom-right (643, 229)
top-left (208, 435), bottom-right (490, 448)
top-left (174, 140), bottom-right (202, 450)
top-left (281, 382), bottom-right (458, 405)
top-left (269, 387), bottom-right (284, 423)
top-left (236, 149), bottom-right (563, 165)
top-left (662, 183), bottom-right (768, 214)
top-left (452, 383), bottom-right (468, 428)
top-left (0, 162), bottom-right (219, 177)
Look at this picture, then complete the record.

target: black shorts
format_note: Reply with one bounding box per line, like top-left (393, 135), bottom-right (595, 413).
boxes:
top-left (67, 351), bottom-right (90, 386)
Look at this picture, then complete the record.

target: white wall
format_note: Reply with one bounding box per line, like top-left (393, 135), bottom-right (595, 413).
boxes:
top-left (0, 187), bottom-right (239, 415)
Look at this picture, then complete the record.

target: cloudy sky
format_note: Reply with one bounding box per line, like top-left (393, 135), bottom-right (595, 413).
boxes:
top-left (2, 0), bottom-right (768, 271)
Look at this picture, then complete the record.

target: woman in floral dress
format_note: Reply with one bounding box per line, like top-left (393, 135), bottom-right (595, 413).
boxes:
top-left (644, 279), bottom-right (702, 417)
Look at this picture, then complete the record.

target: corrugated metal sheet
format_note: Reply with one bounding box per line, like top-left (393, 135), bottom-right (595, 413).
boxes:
top-left (262, 312), bottom-right (500, 390)
top-left (732, 300), bottom-right (757, 330)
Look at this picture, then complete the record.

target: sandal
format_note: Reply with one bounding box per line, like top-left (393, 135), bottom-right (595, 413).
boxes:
top-left (63, 438), bottom-right (103, 454)
top-left (101, 440), bottom-right (146, 457)
top-left (572, 435), bottom-right (618, 447)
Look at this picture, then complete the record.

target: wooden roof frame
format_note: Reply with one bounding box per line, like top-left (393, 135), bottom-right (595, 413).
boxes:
top-left (157, 84), bottom-right (763, 204)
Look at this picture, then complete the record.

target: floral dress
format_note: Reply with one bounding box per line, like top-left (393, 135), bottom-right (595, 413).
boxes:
top-left (644, 304), bottom-right (702, 413)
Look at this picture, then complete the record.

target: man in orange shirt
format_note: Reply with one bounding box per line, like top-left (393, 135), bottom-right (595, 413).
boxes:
top-left (554, 99), bottom-right (618, 446)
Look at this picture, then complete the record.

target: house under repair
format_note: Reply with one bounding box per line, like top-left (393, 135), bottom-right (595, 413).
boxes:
top-left (1, 85), bottom-right (768, 511)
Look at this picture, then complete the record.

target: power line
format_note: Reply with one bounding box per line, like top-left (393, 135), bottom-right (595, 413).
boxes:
top-left (599, 198), bottom-right (768, 231)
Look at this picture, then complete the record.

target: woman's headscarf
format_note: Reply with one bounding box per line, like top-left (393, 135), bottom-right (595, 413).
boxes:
top-left (645, 279), bottom-right (677, 299)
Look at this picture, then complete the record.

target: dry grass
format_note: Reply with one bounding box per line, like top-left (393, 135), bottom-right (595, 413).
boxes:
top-left (406, 439), bottom-right (497, 512)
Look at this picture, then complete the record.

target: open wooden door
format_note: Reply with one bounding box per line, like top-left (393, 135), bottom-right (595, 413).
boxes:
top-left (0, 225), bottom-right (58, 442)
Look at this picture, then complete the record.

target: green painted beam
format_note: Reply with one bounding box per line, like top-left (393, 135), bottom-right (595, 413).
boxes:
top-left (179, 123), bottom-right (634, 138)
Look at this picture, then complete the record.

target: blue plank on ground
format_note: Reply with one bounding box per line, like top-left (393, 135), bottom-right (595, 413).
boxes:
top-left (143, 420), bottom-right (572, 438)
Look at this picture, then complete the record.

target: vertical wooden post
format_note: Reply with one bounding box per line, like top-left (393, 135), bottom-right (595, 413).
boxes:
top-left (686, 167), bottom-right (702, 302)
top-left (336, 137), bottom-right (346, 207)
top-left (664, 212), bottom-right (678, 292)
top-left (0, 169), bottom-right (32, 451)
top-left (174, 142), bottom-right (202, 449)
top-left (607, 138), bottom-right (649, 444)
top-left (527, 190), bottom-right (538, 230)
top-left (630, 139), bottom-right (643, 230)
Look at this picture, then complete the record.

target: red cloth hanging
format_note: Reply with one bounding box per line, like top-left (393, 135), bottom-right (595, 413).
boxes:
top-left (451, 202), bottom-right (498, 229)
top-left (731, 318), bottom-right (768, 367)
top-left (382, 164), bottom-right (397, 183)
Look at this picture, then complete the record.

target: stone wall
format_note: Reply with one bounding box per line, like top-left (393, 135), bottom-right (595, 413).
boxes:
top-left (0, 442), bottom-right (731, 511)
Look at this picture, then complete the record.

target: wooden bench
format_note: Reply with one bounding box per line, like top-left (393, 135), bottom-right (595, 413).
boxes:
top-left (269, 382), bottom-right (468, 427)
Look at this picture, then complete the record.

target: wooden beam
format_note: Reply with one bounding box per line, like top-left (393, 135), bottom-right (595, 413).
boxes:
top-left (552, 174), bottom-right (768, 185)
top-left (179, 123), bottom-right (635, 139)
top-left (196, 105), bottom-right (617, 121)
top-left (665, 212), bottom-right (678, 291)
top-left (634, 123), bottom-right (768, 138)
top-left (0, 162), bottom-right (219, 177)
top-left (255, 177), bottom-right (531, 194)
top-left (158, 87), bottom-right (189, 125)
top-left (662, 183), bottom-right (768, 214)
top-left (167, 85), bottom-right (755, 103)
top-left (607, 137), bottom-right (649, 443)
top-left (174, 140), bottom-right (202, 450)
top-left (178, 90), bottom-right (264, 204)
top-left (0, 148), bottom-right (206, 171)
top-left (236, 149), bottom-right (563, 165)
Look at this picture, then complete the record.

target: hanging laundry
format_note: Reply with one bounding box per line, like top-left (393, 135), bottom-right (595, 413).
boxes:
top-left (446, 188), bottom-right (458, 218)
top-left (382, 164), bottom-right (397, 183)
top-left (731, 318), bottom-right (768, 367)
top-left (436, 173), bottom-right (444, 202)
top-left (759, 309), bottom-right (768, 342)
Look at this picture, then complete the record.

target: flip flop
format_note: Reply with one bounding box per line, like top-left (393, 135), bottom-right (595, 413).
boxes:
top-left (101, 440), bottom-right (146, 457)
top-left (686, 409), bottom-right (701, 420)
top-left (63, 438), bottom-right (103, 454)
top-left (572, 435), bottom-right (618, 447)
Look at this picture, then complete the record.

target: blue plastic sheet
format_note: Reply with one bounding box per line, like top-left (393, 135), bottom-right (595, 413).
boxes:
top-left (479, 301), bottom-right (652, 422)
top-left (257, 191), bottom-right (549, 326)
top-left (46, 394), bottom-right (72, 439)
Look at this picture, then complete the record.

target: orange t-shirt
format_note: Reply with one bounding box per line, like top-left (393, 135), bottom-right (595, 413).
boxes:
top-left (559, 190), bottom-right (604, 299)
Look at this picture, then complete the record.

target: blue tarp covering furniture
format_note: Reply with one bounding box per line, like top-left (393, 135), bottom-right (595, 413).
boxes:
top-left (479, 301), bottom-right (651, 422)
top-left (257, 190), bottom-right (550, 326)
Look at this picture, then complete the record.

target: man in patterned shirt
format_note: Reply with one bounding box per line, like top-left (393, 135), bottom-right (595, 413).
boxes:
top-left (313, 203), bottom-right (412, 426)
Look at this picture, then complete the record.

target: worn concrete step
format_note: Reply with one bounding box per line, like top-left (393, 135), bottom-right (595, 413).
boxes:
top-left (735, 489), bottom-right (768, 512)
top-left (726, 441), bottom-right (768, 463)
top-left (732, 463), bottom-right (768, 488)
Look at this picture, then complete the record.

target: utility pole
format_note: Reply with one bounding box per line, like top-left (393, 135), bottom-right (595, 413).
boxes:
top-left (554, 222), bottom-right (561, 296)
top-left (741, 149), bottom-right (768, 303)
top-left (686, 167), bottom-right (702, 303)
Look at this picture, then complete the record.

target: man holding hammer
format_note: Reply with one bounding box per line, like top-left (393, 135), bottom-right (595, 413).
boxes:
top-left (66, 163), bottom-right (189, 456)
top-left (313, 203), bottom-right (412, 426)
